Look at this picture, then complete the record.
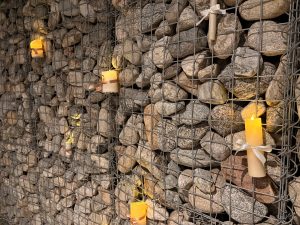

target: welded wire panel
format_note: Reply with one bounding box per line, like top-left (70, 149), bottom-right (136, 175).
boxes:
top-left (113, 0), bottom-right (297, 224)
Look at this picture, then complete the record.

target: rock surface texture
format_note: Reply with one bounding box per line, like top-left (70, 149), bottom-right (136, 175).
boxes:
top-left (0, 0), bottom-right (293, 225)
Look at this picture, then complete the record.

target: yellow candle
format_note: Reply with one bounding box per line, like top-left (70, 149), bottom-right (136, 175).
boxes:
top-left (30, 39), bottom-right (44, 58)
top-left (245, 116), bottom-right (266, 177)
top-left (130, 201), bottom-right (148, 225)
top-left (101, 70), bottom-right (119, 93)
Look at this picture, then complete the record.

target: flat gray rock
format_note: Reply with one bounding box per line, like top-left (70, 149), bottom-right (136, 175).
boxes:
top-left (222, 185), bottom-right (268, 223)
top-left (210, 14), bottom-right (242, 59)
top-left (218, 62), bottom-right (276, 100)
top-left (141, 3), bottom-right (166, 33)
top-left (239, 0), bottom-right (290, 21)
top-left (233, 47), bottom-right (263, 77)
top-left (168, 27), bottom-right (207, 59)
top-left (172, 100), bottom-right (210, 125)
top-left (210, 103), bottom-right (244, 137)
top-left (248, 21), bottom-right (288, 56)
top-left (170, 148), bottom-right (218, 168)
top-left (200, 131), bottom-right (230, 161)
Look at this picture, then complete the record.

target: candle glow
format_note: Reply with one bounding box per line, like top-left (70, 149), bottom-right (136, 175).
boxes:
top-left (101, 70), bottom-right (119, 93)
top-left (130, 201), bottom-right (148, 225)
top-left (30, 39), bottom-right (44, 58)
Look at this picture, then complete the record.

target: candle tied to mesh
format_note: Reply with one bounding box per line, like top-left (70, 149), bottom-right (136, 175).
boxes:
top-left (130, 201), bottom-right (148, 225)
top-left (237, 116), bottom-right (272, 177)
top-left (30, 39), bottom-right (44, 58)
top-left (196, 0), bottom-right (226, 44)
top-left (101, 70), bottom-right (119, 93)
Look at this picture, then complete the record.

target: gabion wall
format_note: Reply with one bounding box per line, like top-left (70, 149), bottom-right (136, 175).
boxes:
top-left (0, 0), bottom-right (299, 224)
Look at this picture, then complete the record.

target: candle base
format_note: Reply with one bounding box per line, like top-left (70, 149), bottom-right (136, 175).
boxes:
top-left (247, 149), bottom-right (266, 177)
top-left (102, 83), bottom-right (119, 93)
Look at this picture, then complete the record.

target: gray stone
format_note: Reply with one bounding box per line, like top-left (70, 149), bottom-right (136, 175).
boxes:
top-left (178, 169), bottom-right (193, 199)
top-left (162, 82), bottom-right (188, 102)
top-left (141, 3), bottom-right (166, 33)
top-left (210, 14), bottom-right (242, 59)
top-left (136, 141), bottom-right (166, 179)
top-left (116, 145), bottom-right (137, 173)
top-left (177, 5), bottom-right (199, 32)
top-left (248, 21), bottom-right (288, 56)
top-left (172, 100), bottom-right (209, 125)
top-left (289, 177), bottom-right (300, 218)
top-left (146, 199), bottom-right (169, 221)
top-left (167, 160), bottom-right (181, 177)
top-left (239, 0), bottom-right (290, 21)
top-left (266, 55), bottom-right (287, 106)
top-left (119, 88), bottom-right (149, 108)
top-left (152, 37), bottom-right (174, 69)
top-left (266, 102), bottom-right (283, 133)
top-left (52, 50), bottom-right (68, 71)
top-left (222, 185), bottom-right (268, 223)
top-left (138, 51), bottom-right (157, 86)
top-left (188, 184), bottom-right (224, 213)
top-left (59, 0), bottom-right (80, 16)
top-left (158, 174), bottom-right (177, 190)
top-left (175, 71), bottom-right (200, 97)
top-left (123, 39), bottom-right (142, 66)
top-left (188, 0), bottom-right (210, 16)
top-left (181, 51), bottom-right (208, 78)
top-left (115, 6), bottom-right (141, 42)
top-left (62, 29), bottom-right (82, 48)
top-left (119, 117), bottom-right (140, 146)
top-left (155, 101), bottom-right (185, 116)
top-left (87, 135), bottom-right (106, 153)
top-left (166, 0), bottom-right (188, 24)
top-left (201, 131), bottom-right (230, 161)
top-left (177, 125), bottom-right (208, 149)
top-left (38, 106), bottom-right (54, 124)
top-left (119, 64), bottom-right (139, 87)
top-left (198, 81), bottom-right (228, 104)
top-left (210, 103), bottom-right (244, 137)
top-left (168, 27), bottom-right (207, 59)
top-left (198, 64), bottom-right (220, 82)
top-left (79, 0), bottom-right (96, 23)
top-left (218, 62), bottom-right (276, 100)
top-left (82, 58), bottom-right (96, 72)
top-left (76, 198), bottom-right (92, 214)
top-left (163, 63), bottom-right (182, 80)
top-left (67, 71), bottom-right (83, 87)
top-left (170, 148), bottom-right (218, 168)
top-left (194, 168), bottom-right (217, 193)
top-left (97, 108), bottom-right (115, 138)
top-left (155, 20), bottom-right (174, 39)
top-left (234, 47), bottom-right (263, 77)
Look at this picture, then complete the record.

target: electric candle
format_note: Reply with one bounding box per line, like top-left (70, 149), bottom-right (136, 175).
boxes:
top-left (30, 39), bottom-right (44, 58)
top-left (130, 201), bottom-right (148, 225)
top-left (101, 70), bottom-right (119, 93)
top-left (245, 116), bottom-right (266, 177)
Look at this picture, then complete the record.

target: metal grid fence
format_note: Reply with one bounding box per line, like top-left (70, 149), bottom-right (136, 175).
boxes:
top-left (0, 0), bottom-right (299, 224)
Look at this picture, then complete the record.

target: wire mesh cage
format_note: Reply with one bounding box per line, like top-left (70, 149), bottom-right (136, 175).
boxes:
top-left (0, 0), bottom-right (299, 225)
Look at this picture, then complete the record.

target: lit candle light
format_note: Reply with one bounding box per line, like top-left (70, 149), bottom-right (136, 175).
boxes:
top-left (130, 201), bottom-right (148, 225)
top-left (245, 115), bottom-right (266, 177)
top-left (101, 70), bottom-right (119, 93)
top-left (30, 39), bottom-right (44, 58)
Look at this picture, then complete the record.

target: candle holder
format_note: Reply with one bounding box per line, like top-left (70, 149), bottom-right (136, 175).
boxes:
top-left (30, 38), bottom-right (44, 58)
top-left (130, 201), bottom-right (148, 225)
top-left (101, 70), bottom-right (119, 93)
